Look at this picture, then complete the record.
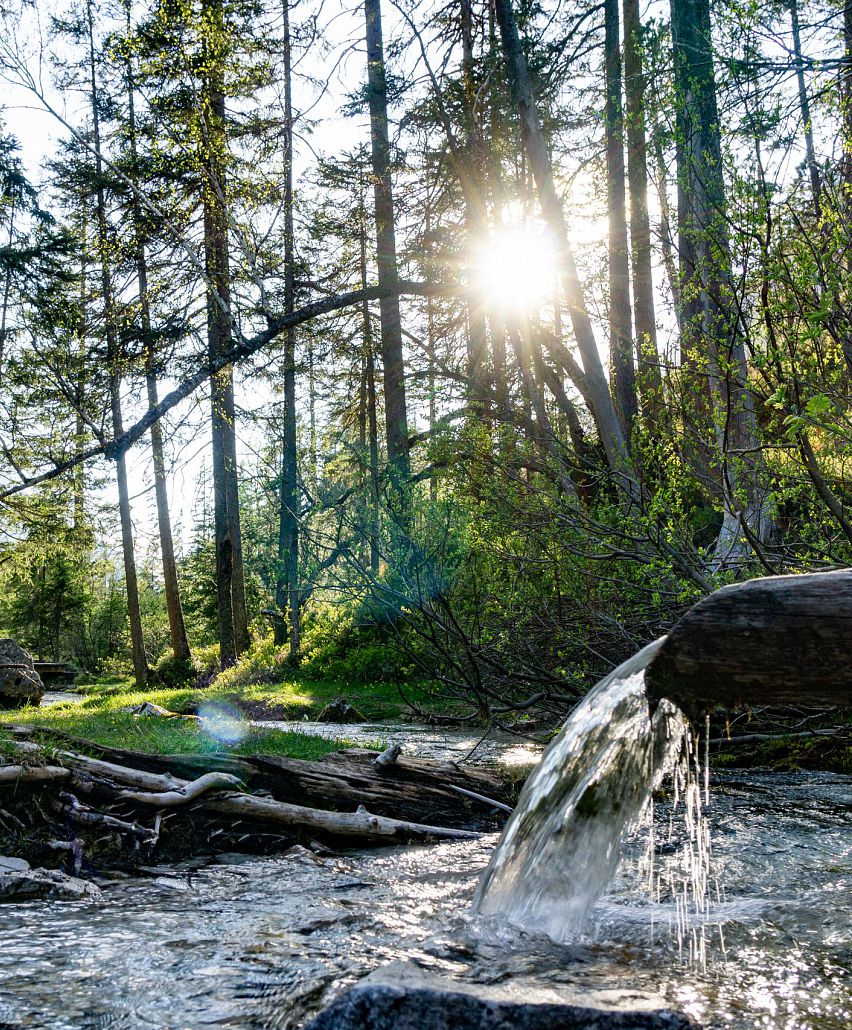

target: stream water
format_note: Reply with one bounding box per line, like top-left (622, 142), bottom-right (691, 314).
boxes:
top-left (0, 718), bottom-right (849, 1028)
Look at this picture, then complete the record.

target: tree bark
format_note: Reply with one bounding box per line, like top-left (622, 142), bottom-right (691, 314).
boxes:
top-left (124, 2), bottom-right (190, 663)
top-left (622, 0), bottom-right (664, 418)
top-left (275, 0), bottom-right (300, 661)
top-left (671, 0), bottom-right (772, 562)
top-left (604, 0), bottom-right (637, 439)
top-left (201, 0), bottom-right (249, 665)
top-left (461, 0), bottom-right (489, 410)
top-left (86, 0), bottom-right (147, 689)
top-left (364, 0), bottom-right (410, 489)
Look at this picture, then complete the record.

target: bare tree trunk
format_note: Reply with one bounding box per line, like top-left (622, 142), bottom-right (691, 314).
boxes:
top-left (604, 0), bottom-right (637, 439)
top-left (359, 194), bottom-right (381, 575)
top-left (493, 0), bottom-right (634, 491)
top-left (671, 0), bottom-right (772, 563)
top-left (461, 0), bottom-right (489, 410)
top-left (622, 0), bottom-right (664, 418)
top-left (275, 0), bottom-right (300, 661)
top-left (201, 0), bottom-right (248, 665)
top-left (124, 2), bottom-right (190, 663)
top-left (364, 0), bottom-right (410, 490)
top-left (86, 0), bottom-right (147, 688)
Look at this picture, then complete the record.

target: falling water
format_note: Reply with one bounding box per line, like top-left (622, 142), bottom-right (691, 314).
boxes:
top-left (473, 638), bottom-right (689, 943)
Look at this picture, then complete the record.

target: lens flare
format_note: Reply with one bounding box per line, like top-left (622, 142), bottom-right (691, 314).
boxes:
top-left (197, 702), bottom-right (249, 746)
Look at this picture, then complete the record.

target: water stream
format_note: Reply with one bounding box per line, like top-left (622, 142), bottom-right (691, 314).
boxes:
top-left (8, 681), bottom-right (850, 1028)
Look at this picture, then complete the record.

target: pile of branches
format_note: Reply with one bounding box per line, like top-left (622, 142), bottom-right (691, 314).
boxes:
top-left (0, 728), bottom-right (513, 875)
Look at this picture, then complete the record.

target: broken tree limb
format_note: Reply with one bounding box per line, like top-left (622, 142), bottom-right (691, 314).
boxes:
top-left (202, 792), bottom-right (481, 844)
top-left (117, 772), bottom-right (244, 808)
top-left (445, 784), bottom-right (513, 815)
top-left (53, 793), bottom-right (156, 842)
top-left (0, 765), bottom-right (71, 786)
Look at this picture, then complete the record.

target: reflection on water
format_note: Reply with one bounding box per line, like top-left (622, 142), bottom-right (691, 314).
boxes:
top-left (0, 769), bottom-right (848, 1029)
top-left (257, 719), bottom-right (543, 767)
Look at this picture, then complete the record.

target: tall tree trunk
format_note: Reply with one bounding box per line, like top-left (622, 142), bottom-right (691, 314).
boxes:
top-left (359, 193), bottom-right (381, 575)
top-left (201, 0), bottom-right (248, 666)
top-left (275, 0), bottom-right (300, 661)
top-left (671, 0), bottom-right (772, 562)
top-left (124, 3), bottom-right (190, 663)
top-left (364, 0), bottom-right (410, 490)
top-left (789, 0), bottom-right (821, 218)
top-left (622, 0), bottom-right (665, 418)
top-left (604, 0), bottom-right (637, 439)
top-left (86, 0), bottom-right (147, 688)
top-left (461, 0), bottom-right (489, 411)
top-left (493, 0), bottom-right (634, 491)
top-left (73, 207), bottom-right (87, 530)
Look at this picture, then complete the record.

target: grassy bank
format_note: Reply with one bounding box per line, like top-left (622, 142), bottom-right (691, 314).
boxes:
top-left (0, 678), bottom-right (388, 760)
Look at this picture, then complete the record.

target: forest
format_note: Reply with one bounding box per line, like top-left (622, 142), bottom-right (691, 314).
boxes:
top-left (0, 0), bottom-right (850, 728)
top-left (0, 2), bottom-right (850, 1027)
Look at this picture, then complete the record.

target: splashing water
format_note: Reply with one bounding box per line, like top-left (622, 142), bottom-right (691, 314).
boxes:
top-left (473, 638), bottom-right (688, 943)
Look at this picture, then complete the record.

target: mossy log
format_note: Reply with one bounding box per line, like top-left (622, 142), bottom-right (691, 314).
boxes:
top-left (646, 569), bottom-right (852, 713)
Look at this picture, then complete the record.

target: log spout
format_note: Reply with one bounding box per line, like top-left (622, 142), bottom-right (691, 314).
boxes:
top-left (645, 569), bottom-right (852, 713)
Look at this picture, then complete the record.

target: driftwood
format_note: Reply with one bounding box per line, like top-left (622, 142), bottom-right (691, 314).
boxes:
top-left (2, 734), bottom-right (510, 863)
top-left (0, 765), bottom-right (71, 785)
top-left (117, 772), bottom-right (244, 808)
top-left (646, 569), bottom-right (852, 713)
top-left (202, 793), bottom-right (481, 844)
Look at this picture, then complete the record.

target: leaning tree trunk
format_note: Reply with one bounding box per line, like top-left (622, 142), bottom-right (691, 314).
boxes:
top-left (275, 0), bottom-right (300, 661)
top-left (364, 0), bottom-right (411, 493)
top-left (604, 0), bottom-right (637, 440)
top-left (493, 0), bottom-right (634, 494)
top-left (201, 0), bottom-right (249, 666)
top-left (86, 0), bottom-right (147, 689)
top-left (671, 0), bottom-right (773, 565)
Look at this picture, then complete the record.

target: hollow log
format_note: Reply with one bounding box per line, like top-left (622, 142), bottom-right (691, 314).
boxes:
top-left (646, 569), bottom-right (852, 713)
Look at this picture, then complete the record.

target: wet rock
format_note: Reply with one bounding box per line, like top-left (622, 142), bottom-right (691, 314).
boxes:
top-left (305, 961), bottom-right (697, 1029)
top-left (0, 856), bottom-right (30, 873)
top-left (316, 697), bottom-right (366, 724)
top-left (0, 867), bottom-right (102, 902)
top-left (0, 639), bottom-right (44, 709)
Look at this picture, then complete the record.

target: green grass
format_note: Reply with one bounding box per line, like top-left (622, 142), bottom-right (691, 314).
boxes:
top-left (0, 681), bottom-right (384, 760)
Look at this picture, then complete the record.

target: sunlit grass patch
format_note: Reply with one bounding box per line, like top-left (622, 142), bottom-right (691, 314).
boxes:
top-left (0, 679), bottom-right (386, 759)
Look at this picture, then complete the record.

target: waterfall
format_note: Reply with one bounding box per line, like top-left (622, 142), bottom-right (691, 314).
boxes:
top-left (473, 638), bottom-right (686, 943)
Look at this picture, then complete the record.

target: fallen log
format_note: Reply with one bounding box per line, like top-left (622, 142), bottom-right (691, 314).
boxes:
top-left (646, 569), bottom-right (852, 713)
top-left (202, 793), bottom-right (481, 844)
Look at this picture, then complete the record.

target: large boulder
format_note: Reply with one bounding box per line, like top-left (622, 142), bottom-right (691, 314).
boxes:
top-left (305, 961), bottom-right (697, 1029)
top-left (0, 639), bottom-right (44, 708)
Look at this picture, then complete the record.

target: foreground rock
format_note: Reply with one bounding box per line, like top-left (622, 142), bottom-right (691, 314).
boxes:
top-left (0, 863), bottom-right (101, 902)
top-left (0, 639), bottom-right (44, 708)
top-left (305, 961), bottom-right (697, 1029)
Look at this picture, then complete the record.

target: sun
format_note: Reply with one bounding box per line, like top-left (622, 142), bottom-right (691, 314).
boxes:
top-left (472, 220), bottom-right (559, 314)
